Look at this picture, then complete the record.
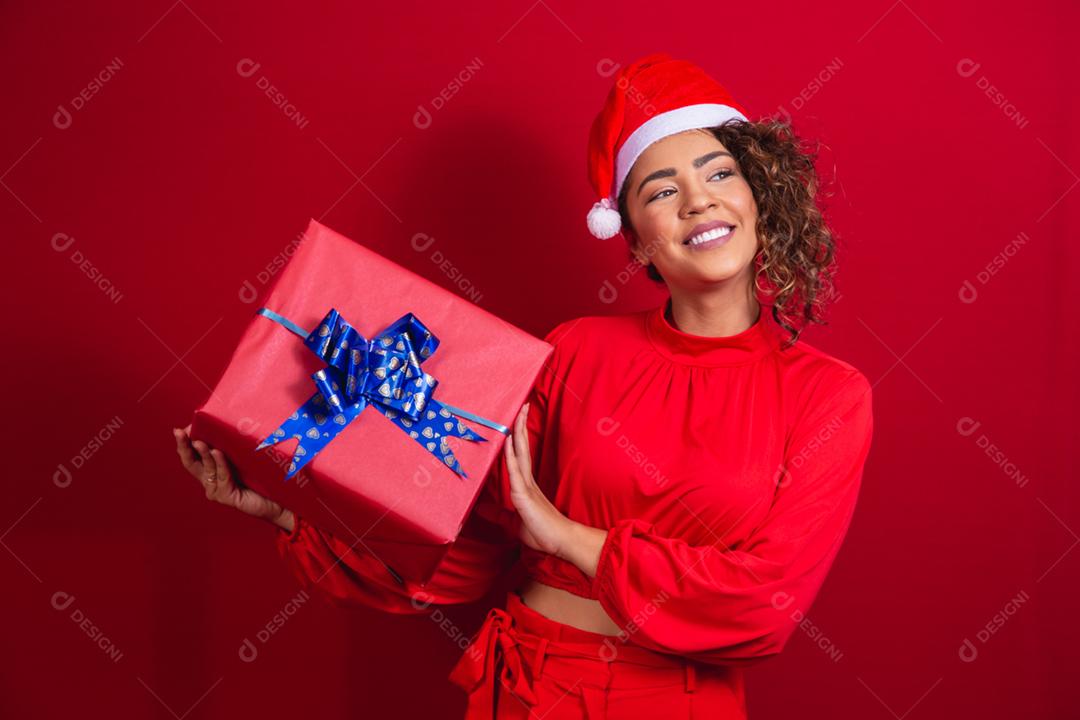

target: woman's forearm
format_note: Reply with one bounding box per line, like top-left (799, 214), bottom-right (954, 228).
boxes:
top-left (558, 522), bottom-right (608, 579)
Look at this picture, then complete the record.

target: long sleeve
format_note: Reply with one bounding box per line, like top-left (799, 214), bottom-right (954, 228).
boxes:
top-left (589, 368), bottom-right (874, 666)
top-left (274, 319), bottom-right (574, 614)
top-left (274, 476), bottom-right (519, 614)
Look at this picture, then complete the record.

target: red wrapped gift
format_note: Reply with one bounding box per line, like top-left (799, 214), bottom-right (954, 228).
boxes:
top-left (190, 218), bottom-right (552, 584)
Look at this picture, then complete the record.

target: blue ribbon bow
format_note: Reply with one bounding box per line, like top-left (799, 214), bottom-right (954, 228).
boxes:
top-left (254, 306), bottom-right (509, 480)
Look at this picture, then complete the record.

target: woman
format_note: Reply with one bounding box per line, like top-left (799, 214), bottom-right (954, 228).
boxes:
top-left (174, 53), bottom-right (874, 719)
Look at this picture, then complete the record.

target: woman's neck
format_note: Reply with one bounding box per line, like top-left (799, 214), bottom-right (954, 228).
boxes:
top-left (665, 293), bottom-right (760, 338)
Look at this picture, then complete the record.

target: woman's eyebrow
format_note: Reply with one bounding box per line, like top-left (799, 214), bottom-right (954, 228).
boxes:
top-left (636, 151), bottom-right (734, 196)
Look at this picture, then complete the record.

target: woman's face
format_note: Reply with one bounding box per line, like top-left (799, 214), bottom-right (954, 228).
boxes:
top-left (623, 128), bottom-right (759, 290)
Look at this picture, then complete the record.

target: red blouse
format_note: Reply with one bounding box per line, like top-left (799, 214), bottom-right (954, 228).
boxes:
top-left (276, 297), bottom-right (874, 666)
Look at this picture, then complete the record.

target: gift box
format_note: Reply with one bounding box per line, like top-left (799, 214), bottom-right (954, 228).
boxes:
top-left (190, 218), bottom-right (552, 584)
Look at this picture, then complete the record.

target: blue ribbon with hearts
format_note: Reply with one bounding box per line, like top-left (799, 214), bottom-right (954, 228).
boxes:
top-left (254, 306), bottom-right (510, 481)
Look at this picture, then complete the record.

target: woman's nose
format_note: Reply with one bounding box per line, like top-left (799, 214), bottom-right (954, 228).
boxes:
top-left (681, 183), bottom-right (717, 216)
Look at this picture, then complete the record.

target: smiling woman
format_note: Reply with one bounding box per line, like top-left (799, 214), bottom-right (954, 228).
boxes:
top-left (616, 118), bottom-right (838, 348)
top-left (176, 51), bottom-right (875, 720)
top-left (452, 52), bottom-right (874, 719)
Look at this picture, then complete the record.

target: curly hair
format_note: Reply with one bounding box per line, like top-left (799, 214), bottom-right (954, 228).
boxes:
top-left (616, 118), bottom-right (840, 348)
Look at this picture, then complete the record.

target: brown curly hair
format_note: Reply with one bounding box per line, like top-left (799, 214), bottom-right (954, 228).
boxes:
top-left (616, 118), bottom-right (840, 348)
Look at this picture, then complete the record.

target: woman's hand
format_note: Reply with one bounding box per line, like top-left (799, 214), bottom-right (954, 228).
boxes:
top-left (504, 403), bottom-right (578, 559)
top-left (504, 404), bottom-right (609, 577)
top-left (173, 425), bottom-right (294, 533)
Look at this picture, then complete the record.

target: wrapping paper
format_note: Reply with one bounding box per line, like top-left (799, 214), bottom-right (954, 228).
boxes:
top-left (190, 218), bottom-right (552, 583)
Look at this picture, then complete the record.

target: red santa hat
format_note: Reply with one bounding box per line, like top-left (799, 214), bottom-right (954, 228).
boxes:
top-left (585, 53), bottom-right (752, 240)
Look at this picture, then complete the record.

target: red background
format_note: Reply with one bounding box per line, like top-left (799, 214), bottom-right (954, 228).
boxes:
top-left (5, 1), bottom-right (1078, 717)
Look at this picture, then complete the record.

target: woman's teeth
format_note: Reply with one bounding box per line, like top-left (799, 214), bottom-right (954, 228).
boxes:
top-left (686, 226), bottom-right (733, 245)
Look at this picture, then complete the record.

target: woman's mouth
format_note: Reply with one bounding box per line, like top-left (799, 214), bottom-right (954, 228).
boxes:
top-left (683, 224), bottom-right (734, 251)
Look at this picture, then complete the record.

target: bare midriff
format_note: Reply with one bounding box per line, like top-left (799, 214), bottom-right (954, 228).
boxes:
top-left (519, 578), bottom-right (622, 636)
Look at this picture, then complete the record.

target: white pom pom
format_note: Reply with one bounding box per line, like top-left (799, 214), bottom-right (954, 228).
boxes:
top-left (587, 197), bottom-right (621, 240)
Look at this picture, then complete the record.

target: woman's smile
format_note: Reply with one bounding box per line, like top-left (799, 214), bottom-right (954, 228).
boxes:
top-left (684, 224), bottom-right (735, 251)
top-left (622, 129), bottom-right (759, 288)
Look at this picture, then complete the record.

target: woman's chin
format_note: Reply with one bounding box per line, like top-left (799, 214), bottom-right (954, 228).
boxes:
top-left (674, 260), bottom-right (746, 286)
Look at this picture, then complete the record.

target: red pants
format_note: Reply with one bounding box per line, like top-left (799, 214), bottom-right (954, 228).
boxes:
top-left (448, 590), bottom-right (747, 719)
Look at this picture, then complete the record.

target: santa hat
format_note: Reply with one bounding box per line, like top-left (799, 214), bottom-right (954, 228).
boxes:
top-left (585, 53), bottom-right (752, 240)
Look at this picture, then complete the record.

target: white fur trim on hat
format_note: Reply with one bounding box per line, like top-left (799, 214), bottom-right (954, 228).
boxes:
top-left (613, 103), bottom-right (748, 198)
top-left (587, 197), bottom-right (621, 239)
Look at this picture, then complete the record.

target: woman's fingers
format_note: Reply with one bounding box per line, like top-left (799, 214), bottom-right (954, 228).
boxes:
top-left (503, 433), bottom-right (519, 490)
top-left (513, 403), bottom-right (532, 481)
top-left (193, 440), bottom-right (218, 484)
top-left (174, 427), bottom-right (201, 474)
top-left (209, 448), bottom-right (239, 505)
top-left (504, 403), bottom-right (534, 507)
top-left (174, 427), bottom-right (223, 500)
top-left (174, 426), bottom-right (260, 514)
top-left (211, 448), bottom-right (231, 484)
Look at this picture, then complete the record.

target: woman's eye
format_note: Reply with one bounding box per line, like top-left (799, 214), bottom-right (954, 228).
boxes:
top-left (647, 169), bottom-right (733, 202)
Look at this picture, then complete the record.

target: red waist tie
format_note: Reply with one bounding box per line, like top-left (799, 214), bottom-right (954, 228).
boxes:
top-left (448, 603), bottom-right (539, 718)
top-left (448, 591), bottom-right (700, 719)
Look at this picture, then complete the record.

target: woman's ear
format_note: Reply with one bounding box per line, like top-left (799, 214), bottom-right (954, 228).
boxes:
top-left (625, 230), bottom-right (650, 267)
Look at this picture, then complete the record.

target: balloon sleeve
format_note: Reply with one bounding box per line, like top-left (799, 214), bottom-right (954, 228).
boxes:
top-left (589, 370), bottom-right (874, 666)
top-left (274, 473), bottom-right (520, 614)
